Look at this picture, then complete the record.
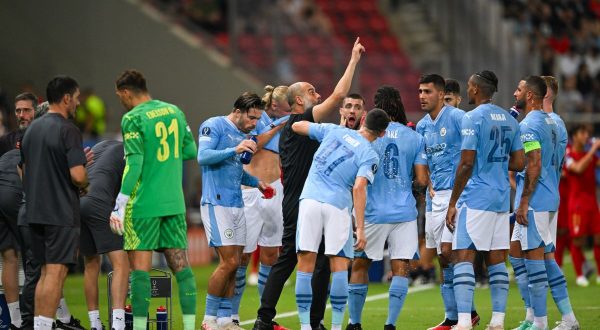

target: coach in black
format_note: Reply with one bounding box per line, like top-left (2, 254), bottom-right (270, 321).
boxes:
top-left (21, 76), bottom-right (89, 330)
top-left (253, 38), bottom-right (365, 330)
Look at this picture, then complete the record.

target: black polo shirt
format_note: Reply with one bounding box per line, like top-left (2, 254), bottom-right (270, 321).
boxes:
top-left (21, 113), bottom-right (86, 226)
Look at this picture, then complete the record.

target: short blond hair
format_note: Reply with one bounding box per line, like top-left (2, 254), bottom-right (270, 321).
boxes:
top-left (541, 76), bottom-right (558, 97)
top-left (262, 85), bottom-right (288, 108)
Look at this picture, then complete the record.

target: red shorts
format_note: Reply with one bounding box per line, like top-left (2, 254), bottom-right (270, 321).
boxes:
top-left (569, 202), bottom-right (600, 237)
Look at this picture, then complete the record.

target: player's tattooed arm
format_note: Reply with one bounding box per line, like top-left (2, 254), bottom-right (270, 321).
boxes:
top-left (164, 248), bottom-right (190, 273)
top-left (412, 164), bottom-right (429, 196)
top-left (516, 149), bottom-right (541, 226)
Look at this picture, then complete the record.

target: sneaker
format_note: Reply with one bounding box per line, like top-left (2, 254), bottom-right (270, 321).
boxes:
top-left (428, 319), bottom-right (457, 330)
top-left (528, 325), bottom-right (548, 330)
top-left (345, 324), bottom-right (363, 330)
top-left (450, 325), bottom-right (472, 330)
top-left (201, 319), bottom-right (220, 330)
top-left (512, 320), bottom-right (533, 330)
top-left (551, 320), bottom-right (580, 330)
top-left (575, 276), bottom-right (589, 287)
top-left (484, 324), bottom-right (504, 330)
top-left (54, 317), bottom-right (85, 330)
top-left (471, 312), bottom-right (481, 327)
top-left (384, 325), bottom-right (396, 330)
top-left (221, 322), bottom-right (244, 330)
top-left (91, 325), bottom-right (106, 330)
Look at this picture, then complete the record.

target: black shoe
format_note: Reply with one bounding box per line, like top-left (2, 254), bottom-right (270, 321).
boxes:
top-left (252, 318), bottom-right (274, 330)
top-left (345, 323), bottom-right (363, 330)
top-left (232, 319), bottom-right (240, 326)
top-left (384, 325), bottom-right (396, 330)
top-left (54, 317), bottom-right (85, 330)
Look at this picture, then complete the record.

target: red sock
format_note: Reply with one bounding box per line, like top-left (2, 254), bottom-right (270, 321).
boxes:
top-left (570, 244), bottom-right (585, 277)
top-left (555, 234), bottom-right (569, 266)
top-left (594, 245), bottom-right (600, 274)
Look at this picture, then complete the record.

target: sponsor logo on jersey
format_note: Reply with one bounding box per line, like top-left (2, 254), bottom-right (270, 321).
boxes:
top-left (425, 143), bottom-right (447, 155)
top-left (124, 132), bottom-right (140, 140)
top-left (461, 128), bottom-right (475, 136)
top-left (521, 133), bottom-right (535, 141)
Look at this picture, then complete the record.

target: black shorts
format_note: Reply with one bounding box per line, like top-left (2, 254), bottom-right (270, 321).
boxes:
top-left (0, 188), bottom-right (22, 251)
top-left (80, 197), bottom-right (124, 256)
top-left (29, 224), bottom-right (79, 265)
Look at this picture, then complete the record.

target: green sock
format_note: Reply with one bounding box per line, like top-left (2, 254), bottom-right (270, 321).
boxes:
top-left (130, 269), bottom-right (151, 330)
top-left (133, 316), bottom-right (147, 330)
top-left (176, 267), bottom-right (198, 325)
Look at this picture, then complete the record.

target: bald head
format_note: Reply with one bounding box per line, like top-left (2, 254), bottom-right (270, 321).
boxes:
top-left (287, 81), bottom-right (320, 111)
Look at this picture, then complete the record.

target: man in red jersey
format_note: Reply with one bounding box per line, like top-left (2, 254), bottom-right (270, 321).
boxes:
top-left (555, 145), bottom-right (571, 267)
top-left (565, 124), bottom-right (600, 286)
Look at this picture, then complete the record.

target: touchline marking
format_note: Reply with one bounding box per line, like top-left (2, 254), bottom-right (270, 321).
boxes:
top-left (239, 283), bottom-right (435, 326)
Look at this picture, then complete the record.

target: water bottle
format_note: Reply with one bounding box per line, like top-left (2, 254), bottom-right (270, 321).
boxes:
top-left (124, 305), bottom-right (133, 330)
top-left (509, 106), bottom-right (520, 119)
top-left (240, 136), bottom-right (257, 164)
top-left (156, 306), bottom-right (168, 330)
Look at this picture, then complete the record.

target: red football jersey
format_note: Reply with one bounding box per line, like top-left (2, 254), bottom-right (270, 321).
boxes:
top-left (566, 149), bottom-right (598, 204)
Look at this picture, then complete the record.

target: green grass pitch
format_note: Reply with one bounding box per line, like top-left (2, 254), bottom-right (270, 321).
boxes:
top-left (62, 257), bottom-right (600, 329)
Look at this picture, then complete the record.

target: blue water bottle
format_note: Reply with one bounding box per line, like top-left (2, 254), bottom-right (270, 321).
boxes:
top-left (240, 136), bottom-right (257, 164)
top-left (156, 306), bottom-right (168, 330)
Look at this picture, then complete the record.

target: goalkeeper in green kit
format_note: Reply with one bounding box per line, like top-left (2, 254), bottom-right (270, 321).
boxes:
top-left (110, 70), bottom-right (198, 330)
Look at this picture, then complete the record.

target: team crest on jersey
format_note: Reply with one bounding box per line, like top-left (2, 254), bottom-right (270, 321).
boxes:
top-left (201, 127), bottom-right (211, 136)
top-left (224, 228), bottom-right (234, 239)
top-left (440, 127), bottom-right (447, 136)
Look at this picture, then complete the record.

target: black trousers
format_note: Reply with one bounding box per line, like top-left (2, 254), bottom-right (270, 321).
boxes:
top-left (19, 223), bottom-right (41, 329)
top-left (257, 204), bottom-right (331, 328)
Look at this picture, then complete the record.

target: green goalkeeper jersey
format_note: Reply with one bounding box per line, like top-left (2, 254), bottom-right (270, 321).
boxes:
top-left (121, 99), bottom-right (197, 218)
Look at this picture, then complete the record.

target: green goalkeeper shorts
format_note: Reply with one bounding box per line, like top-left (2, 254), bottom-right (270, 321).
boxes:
top-left (124, 213), bottom-right (188, 250)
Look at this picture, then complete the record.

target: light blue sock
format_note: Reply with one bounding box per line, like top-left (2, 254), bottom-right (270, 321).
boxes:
top-left (545, 259), bottom-right (573, 316)
top-left (257, 263), bottom-right (272, 298)
top-left (348, 283), bottom-right (368, 324)
top-left (453, 262), bottom-right (475, 314)
top-left (204, 294), bottom-right (220, 317)
top-left (488, 263), bottom-right (509, 313)
top-left (386, 276), bottom-right (409, 326)
top-left (231, 266), bottom-right (247, 316)
top-left (216, 297), bottom-right (232, 318)
top-left (509, 256), bottom-right (531, 309)
top-left (330, 271), bottom-right (349, 327)
top-left (525, 259), bottom-right (548, 318)
top-left (295, 271), bottom-right (313, 326)
top-left (442, 265), bottom-right (458, 320)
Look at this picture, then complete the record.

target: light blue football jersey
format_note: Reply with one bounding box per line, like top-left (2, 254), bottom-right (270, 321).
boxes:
top-left (300, 123), bottom-right (380, 210)
top-left (366, 122), bottom-right (427, 223)
top-left (458, 103), bottom-right (523, 212)
top-left (253, 112), bottom-right (290, 154)
top-left (416, 105), bottom-right (464, 191)
top-left (198, 116), bottom-right (250, 207)
top-left (514, 110), bottom-right (560, 211)
top-left (548, 112), bottom-right (568, 172)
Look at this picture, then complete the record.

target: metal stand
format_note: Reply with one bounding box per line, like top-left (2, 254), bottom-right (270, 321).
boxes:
top-left (108, 268), bottom-right (172, 329)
